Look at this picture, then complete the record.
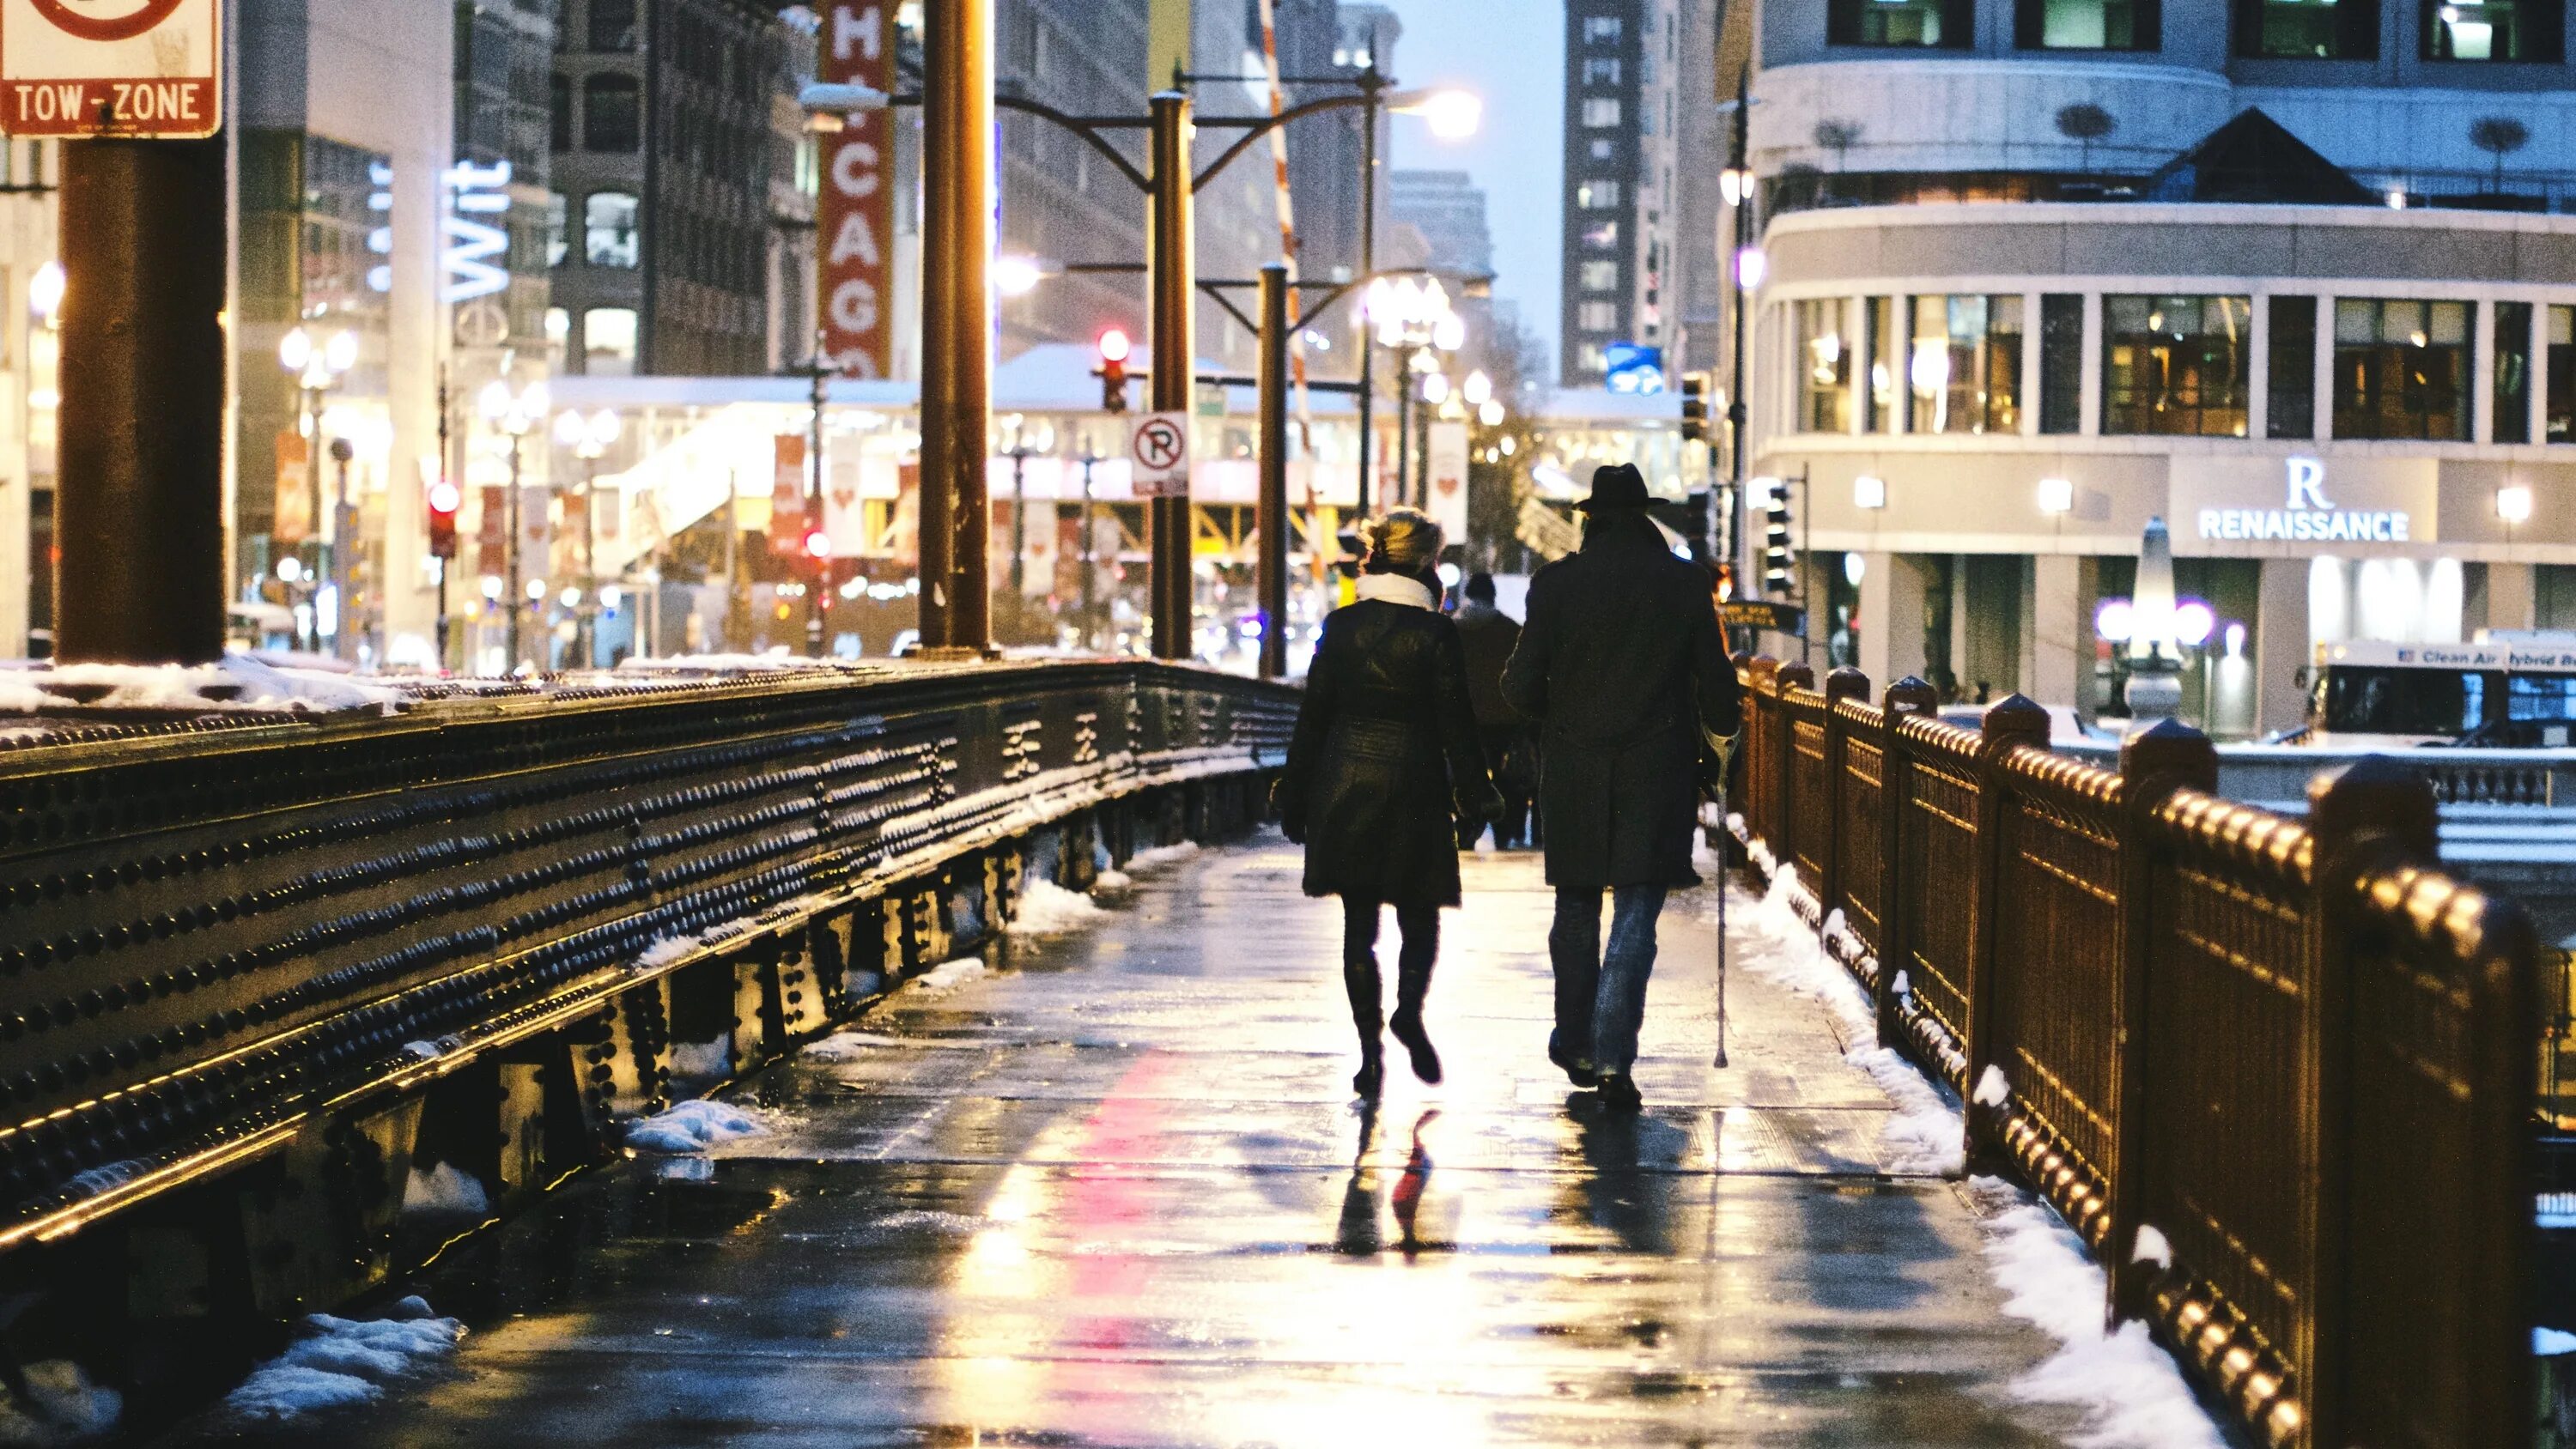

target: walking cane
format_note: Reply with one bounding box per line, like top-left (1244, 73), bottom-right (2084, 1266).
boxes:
top-left (1704, 731), bottom-right (1738, 1070)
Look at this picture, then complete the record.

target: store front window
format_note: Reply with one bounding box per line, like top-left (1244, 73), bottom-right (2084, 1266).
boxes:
top-left (1795, 298), bottom-right (1855, 433)
top-left (2018, 0), bottom-right (2160, 48)
top-left (1828, 0), bottom-right (1972, 45)
top-left (2268, 296), bottom-right (2318, 439)
top-left (2421, 0), bottom-right (2562, 60)
top-left (2333, 299), bottom-right (2470, 441)
top-left (2496, 300), bottom-right (2534, 442)
top-left (2102, 294), bottom-right (2250, 436)
top-left (2237, 0), bottom-right (2380, 58)
top-left (1866, 298), bottom-right (1902, 433)
top-left (1909, 294), bottom-right (2021, 435)
top-left (2548, 305), bottom-right (2576, 442)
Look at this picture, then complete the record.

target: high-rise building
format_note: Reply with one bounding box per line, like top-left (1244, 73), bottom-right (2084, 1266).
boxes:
top-left (996, 0), bottom-right (1152, 361)
top-left (1559, 0), bottom-right (1684, 385)
top-left (1738, 0), bottom-right (2576, 736)
top-left (1388, 169), bottom-right (1495, 276)
top-left (549, 0), bottom-right (794, 378)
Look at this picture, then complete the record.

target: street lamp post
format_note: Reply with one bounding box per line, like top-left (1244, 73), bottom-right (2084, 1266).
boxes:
top-left (478, 378), bottom-right (546, 673)
top-left (277, 326), bottom-right (356, 655)
top-left (998, 414), bottom-right (1056, 603)
top-left (1364, 276), bottom-right (1462, 510)
top-left (556, 407), bottom-right (621, 668)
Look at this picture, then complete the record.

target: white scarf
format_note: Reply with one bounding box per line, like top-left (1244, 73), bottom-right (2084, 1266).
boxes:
top-left (1354, 573), bottom-right (1437, 610)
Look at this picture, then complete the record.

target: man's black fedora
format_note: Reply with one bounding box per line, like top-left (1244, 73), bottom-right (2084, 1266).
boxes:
top-left (1572, 462), bottom-right (1650, 512)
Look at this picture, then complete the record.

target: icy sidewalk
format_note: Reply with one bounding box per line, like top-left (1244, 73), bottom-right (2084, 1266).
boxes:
top-left (1717, 872), bottom-right (2228, 1449)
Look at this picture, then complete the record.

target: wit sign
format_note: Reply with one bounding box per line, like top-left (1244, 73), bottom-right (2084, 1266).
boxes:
top-left (1128, 412), bottom-right (1191, 500)
top-left (0, 0), bottom-right (220, 138)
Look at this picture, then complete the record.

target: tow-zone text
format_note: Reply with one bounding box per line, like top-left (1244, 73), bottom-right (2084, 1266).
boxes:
top-left (8, 78), bottom-right (210, 130)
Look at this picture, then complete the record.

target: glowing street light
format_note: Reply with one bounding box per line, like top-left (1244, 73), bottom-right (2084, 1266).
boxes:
top-left (1389, 88), bottom-right (1482, 141)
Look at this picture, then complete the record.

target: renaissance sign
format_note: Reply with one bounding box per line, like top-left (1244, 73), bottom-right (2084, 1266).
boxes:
top-left (2178, 456), bottom-right (2434, 551)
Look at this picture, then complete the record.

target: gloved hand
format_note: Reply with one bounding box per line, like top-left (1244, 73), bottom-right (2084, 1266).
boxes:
top-left (1271, 778), bottom-right (1306, 844)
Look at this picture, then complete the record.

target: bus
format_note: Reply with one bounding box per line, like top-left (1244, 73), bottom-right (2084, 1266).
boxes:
top-left (2308, 635), bottom-right (2576, 747)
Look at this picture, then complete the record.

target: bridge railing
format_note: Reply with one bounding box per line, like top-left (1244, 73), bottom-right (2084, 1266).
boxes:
top-left (0, 658), bottom-right (1295, 1389)
top-left (1735, 657), bottom-right (2539, 1449)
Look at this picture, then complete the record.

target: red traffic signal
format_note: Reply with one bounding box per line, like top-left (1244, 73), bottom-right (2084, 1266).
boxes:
top-left (1097, 328), bottom-right (1131, 415)
top-left (426, 478), bottom-right (461, 560)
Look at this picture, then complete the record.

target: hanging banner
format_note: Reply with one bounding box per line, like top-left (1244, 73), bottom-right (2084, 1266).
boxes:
top-left (816, 3), bottom-right (894, 378)
top-left (272, 431), bottom-right (310, 543)
top-left (1425, 421), bottom-right (1470, 541)
top-left (770, 433), bottom-right (807, 553)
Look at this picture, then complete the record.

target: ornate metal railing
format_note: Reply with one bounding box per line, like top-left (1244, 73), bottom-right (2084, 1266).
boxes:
top-left (1736, 657), bottom-right (2539, 1449)
top-left (0, 659), bottom-right (1295, 1397)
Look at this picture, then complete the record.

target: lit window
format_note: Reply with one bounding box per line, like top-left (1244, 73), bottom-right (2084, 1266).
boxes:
top-left (2237, 0), bottom-right (2379, 58)
top-left (584, 192), bottom-right (640, 268)
top-left (2333, 298), bottom-right (2470, 440)
top-left (2016, 0), bottom-right (2160, 49)
top-left (1582, 220), bottom-right (1619, 250)
top-left (1795, 298), bottom-right (1855, 433)
top-left (2100, 294), bottom-right (2251, 437)
top-left (1829, 0), bottom-right (1972, 45)
top-left (1578, 301), bottom-right (1619, 330)
top-left (1580, 261), bottom-right (1618, 290)
top-left (1577, 179), bottom-right (1622, 209)
top-left (583, 307), bottom-right (638, 378)
top-left (2421, 0), bottom-right (2562, 60)
top-left (1582, 58), bottom-right (1623, 84)
top-left (1909, 294), bottom-right (2023, 434)
top-left (1581, 98), bottom-right (1622, 128)
top-left (1582, 15), bottom-right (1623, 44)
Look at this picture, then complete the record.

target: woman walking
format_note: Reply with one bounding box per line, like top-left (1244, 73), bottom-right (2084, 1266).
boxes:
top-left (1278, 510), bottom-right (1502, 1098)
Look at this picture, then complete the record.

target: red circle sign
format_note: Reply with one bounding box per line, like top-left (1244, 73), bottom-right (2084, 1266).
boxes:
top-left (1133, 417), bottom-right (1185, 471)
top-left (27, 0), bottom-right (185, 42)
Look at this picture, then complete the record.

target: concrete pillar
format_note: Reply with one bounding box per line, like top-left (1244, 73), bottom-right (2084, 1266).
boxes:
top-left (2487, 561), bottom-right (2537, 634)
top-left (2030, 555), bottom-right (2082, 708)
top-left (1949, 554), bottom-right (1971, 695)
top-left (2255, 557), bottom-right (2312, 737)
top-left (1859, 551), bottom-right (1929, 688)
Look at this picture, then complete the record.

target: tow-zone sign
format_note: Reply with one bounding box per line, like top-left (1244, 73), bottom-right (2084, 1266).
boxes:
top-left (1, 0), bottom-right (221, 138)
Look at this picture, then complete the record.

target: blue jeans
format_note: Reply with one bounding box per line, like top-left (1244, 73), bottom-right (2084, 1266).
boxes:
top-left (1548, 885), bottom-right (1668, 1076)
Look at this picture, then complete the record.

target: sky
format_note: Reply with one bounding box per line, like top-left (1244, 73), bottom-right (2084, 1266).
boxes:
top-left (1384, 0), bottom-right (1564, 372)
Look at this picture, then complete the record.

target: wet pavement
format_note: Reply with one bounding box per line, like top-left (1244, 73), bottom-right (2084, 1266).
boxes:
top-left (166, 836), bottom-right (2088, 1447)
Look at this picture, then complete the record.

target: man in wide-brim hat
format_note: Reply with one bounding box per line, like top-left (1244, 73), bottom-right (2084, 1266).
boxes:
top-left (1501, 463), bottom-right (1741, 1112)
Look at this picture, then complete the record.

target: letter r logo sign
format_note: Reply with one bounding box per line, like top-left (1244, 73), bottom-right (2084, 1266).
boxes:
top-left (2285, 457), bottom-right (2333, 512)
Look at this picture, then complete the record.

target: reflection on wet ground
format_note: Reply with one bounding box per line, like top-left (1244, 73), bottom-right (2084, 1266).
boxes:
top-left (160, 835), bottom-right (2084, 1447)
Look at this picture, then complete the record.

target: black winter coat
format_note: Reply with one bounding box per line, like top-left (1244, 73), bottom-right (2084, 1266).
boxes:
top-left (1501, 513), bottom-right (1743, 891)
top-left (1277, 583), bottom-right (1495, 907)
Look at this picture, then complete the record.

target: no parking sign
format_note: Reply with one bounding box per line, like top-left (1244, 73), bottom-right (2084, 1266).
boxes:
top-left (0, 0), bottom-right (221, 137)
top-left (1129, 412), bottom-right (1191, 500)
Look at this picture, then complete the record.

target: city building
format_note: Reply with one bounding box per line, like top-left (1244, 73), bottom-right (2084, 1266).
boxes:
top-left (1388, 169), bottom-right (1494, 276)
top-left (549, 0), bottom-right (795, 379)
top-left (1559, 0), bottom-right (1685, 385)
top-left (994, 0), bottom-right (1152, 361)
top-left (0, 142), bottom-right (58, 658)
top-left (234, 0), bottom-right (459, 664)
top-left (1735, 0), bottom-right (2576, 735)
top-left (1280, 0), bottom-right (1397, 297)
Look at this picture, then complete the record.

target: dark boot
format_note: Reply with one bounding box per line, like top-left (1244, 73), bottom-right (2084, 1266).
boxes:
top-left (1388, 930), bottom-right (1443, 1086)
top-left (1344, 957), bottom-right (1385, 1099)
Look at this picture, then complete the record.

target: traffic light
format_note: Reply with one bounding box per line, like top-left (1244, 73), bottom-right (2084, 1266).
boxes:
top-left (1680, 373), bottom-right (1708, 445)
top-left (1760, 478), bottom-right (1796, 596)
top-left (1097, 327), bottom-right (1131, 414)
top-left (427, 478), bottom-right (461, 561)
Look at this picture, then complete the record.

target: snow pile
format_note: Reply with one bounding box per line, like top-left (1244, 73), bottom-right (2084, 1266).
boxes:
top-left (623, 1099), bottom-right (770, 1154)
top-left (1010, 878), bottom-right (1108, 935)
top-left (0, 1359), bottom-right (121, 1443)
top-left (399, 1161), bottom-right (489, 1218)
top-left (1091, 868), bottom-right (1134, 894)
top-left (666, 1037), bottom-right (732, 1079)
top-left (801, 1031), bottom-right (898, 1061)
top-left (1125, 841), bottom-right (1200, 872)
top-left (908, 957), bottom-right (988, 993)
top-left (224, 1299), bottom-right (461, 1422)
top-left (635, 934), bottom-right (703, 970)
top-left (1971, 1179), bottom-right (2228, 1449)
top-left (32, 658), bottom-right (400, 714)
top-left (1734, 877), bottom-right (1965, 1176)
top-left (0, 674), bottom-right (74, 714)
